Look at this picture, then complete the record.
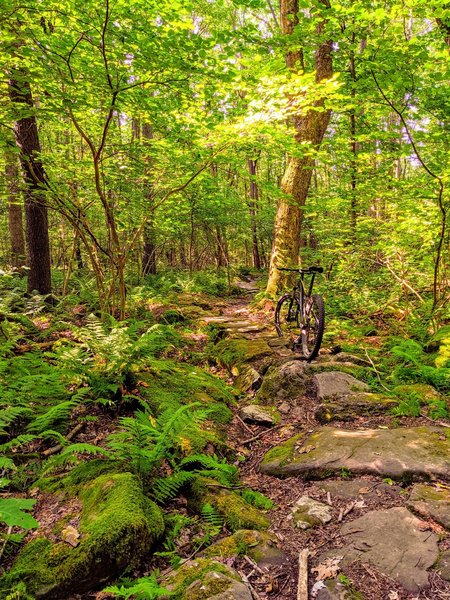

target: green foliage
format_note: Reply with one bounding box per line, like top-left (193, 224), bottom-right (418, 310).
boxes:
top-left (107, 404), bottom-right (209, 480)
top-left (240, 489), bottom-right (274, 510)
top-left (0, 497), bottom-right (38, 530)
top-left (104, 574), bottom-right (171, 599)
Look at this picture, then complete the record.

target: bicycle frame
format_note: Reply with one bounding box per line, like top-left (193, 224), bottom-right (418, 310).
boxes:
top-left (291, 271), bottom-right (318, 326)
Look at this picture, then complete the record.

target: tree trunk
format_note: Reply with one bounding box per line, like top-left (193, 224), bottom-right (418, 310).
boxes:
top-left (141, 122), bottom-right (157, 275)
top-left (248, 158), bottom-right (261, 269)
top-left (8, 72), bottom-right (52, 294)
top-left (5, 148), bottom-right (26, 269)
top-left (266, 0), bottom-right (333, 296)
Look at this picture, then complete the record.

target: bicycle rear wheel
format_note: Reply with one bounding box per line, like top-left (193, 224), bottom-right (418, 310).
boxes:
top-left (301, 294), bottom-right (325, 361)
top-left (275, 293), bottom-right (300, 341)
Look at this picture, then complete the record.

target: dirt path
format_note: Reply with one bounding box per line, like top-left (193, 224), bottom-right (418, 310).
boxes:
top-left (203, 286), bottom-right (450, 600)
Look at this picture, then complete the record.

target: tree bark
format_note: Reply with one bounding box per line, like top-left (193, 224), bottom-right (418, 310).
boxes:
top-left (248, 158), bottom-right (262, 269)
top-left (141, 122), bottom-right (157, 275)
top-left (266, 0), bottom-right (333, 296)
top-left (8, 71), bottom-right (52, 294)
top-left (5, 147), bottom-right (25, 269)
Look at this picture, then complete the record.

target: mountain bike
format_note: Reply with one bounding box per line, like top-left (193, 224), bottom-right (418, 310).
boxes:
top-left (274, 266), bottom-right (325, 361)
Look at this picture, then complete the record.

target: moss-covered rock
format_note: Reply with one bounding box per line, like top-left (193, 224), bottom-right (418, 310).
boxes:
top-left (163, 558), bottom-right (241, 598)
top-left (315, 392), bottom-right (398, 423)
top-left (183, 571), bottom-right (252, 600)
top-left (211, 338), bottom-right (272, 375)
top-left (139, 359), bottom-right (237, 426)
top-left (190, 478), bottom-right (270, 531)
top-left (203, 530), bottom-right (288, 567)
top-left (392, 384), bottom-right (442, 403)
top-left (253, 360), bottom-right (308, 405)
top-left (1, 473), bottom-right (164, 599)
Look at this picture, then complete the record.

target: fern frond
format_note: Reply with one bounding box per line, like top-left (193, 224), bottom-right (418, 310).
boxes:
top-left (152, 471), bottom-right (196, 503)
top-left (241, 489), bottom-right (274, 510)
top-left (0, 434), bottom-right (37, 452)
top-left (42, 443), bottom-right (108, 474)
top-left (104, 573), bottom-right (171, 599)
top-left (27, 400), bottom-right (78, 434)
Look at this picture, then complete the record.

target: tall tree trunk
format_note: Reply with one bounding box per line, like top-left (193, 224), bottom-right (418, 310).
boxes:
top-left (248, 158), bottom-right (261, 269)
top-left (266, 0), bottom-right (333, 296)
top-left (141, 122), bottom-right (157, 275)
top-left (5, 147), bottom-right (25, 269)
top-left (8, 72), bottom-right (51, 294)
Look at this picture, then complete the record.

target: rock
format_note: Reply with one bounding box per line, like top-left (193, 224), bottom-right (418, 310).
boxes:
top-left (190, 478), bottom-right (270, 532)
top-left (333, 353), bottom-right (372, 367)
top-left (407, 483), bottom-right (450, 529)
top-left (254, 360), bottom-right (308, 405)
top-left (313, 579), bottom-right (360, 600)
top-left (437, 549), bottom-right (450, 581)
top-left (204, 530), bottom-right (289, 568)
top-left (260, 426), bottom-right (450, 481)
top-left (322, 507), bottom-right (439, 593)
top-left (278, 401), bottom-right (291, 414)
top-left (240, 405), bottom-right (279, 426)
top-left (184, 571), bottom-right (252, 600)
top-left (164, 559), bottom-right (246, 599)
top-left (291, 495), bottom-right (333, 529)
top-left (315, 392), bottom-right (398, 423)
top-left (312, 372), bottom-right (369, 401)
top-left (316, 478), bottom-right (400, 500)
top-left (1, 473), bottom-right (164, 599)
top-left (212, 338), bottom-right (272, 374)
top-left (234, 366), bottom-right (262, 392)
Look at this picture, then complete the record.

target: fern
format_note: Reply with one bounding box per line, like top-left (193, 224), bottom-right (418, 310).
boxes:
top-left (104, 574), bottom-right (171, 599)
top-left (240, 489), bottom-right (274, 510)
top-left (107, 404), bottom-right (208, 480)
top-left (0, 434), bottom-right (37, 453)
top-left (200, 503), bottom-right (224, 545)
top-left (27, 400), bottom-right (79, 434)
top-left (0, 405), bottom-right (32, 434)
top-left (179, 454), bottom-right (238, 486)
top-left (152, 471), bottom-right (197, 503)
top-left (42, 443), bottom-right (109, 475)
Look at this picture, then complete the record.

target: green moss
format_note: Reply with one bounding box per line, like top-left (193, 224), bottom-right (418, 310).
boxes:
top-left (204, 530), bottom-right (270, 559)
top-left (166, 558), bottom-right (239, 598)
top-left (1, 473), bottom-right (164, 599)
top-left (190, 478), bottom-right (269, 531)
top-left (260, 434), bottom-right (303, 469)
top-left (140, 359), bottom-right (236, 424)
top-left (211, 338), bottom-right (271, 373)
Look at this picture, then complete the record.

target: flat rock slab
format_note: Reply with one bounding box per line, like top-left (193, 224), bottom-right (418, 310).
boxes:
top-left (316, 478), bottom-right (401, 500)
top-left (291, 495), bottom-right (332, 529)
top-left (313, 372), bottom-right (369, 401)
top-left (407, 483), bottom-right (450, 529)
top-left (322, 507), bottom-right (439, 593)
top-left (437, 549), bottom-right (450, 581)
top-left (260, 426), bottom-right (450, 481)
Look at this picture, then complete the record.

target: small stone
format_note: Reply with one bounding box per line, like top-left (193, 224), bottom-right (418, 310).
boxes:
top-left (407, 483), bottom-right (450, 529)
top-left (315, 579), bottom-right (357, 600)
top-left (61, 525), bottom-right (80, 547)
top-left (291, 495), bottom-right (333, 529)
top-left (278, 401), bottom-right (291, 414)
top-left (234, 366), bottom-right (262, 392)
top-left (240, 405), bottom-right (279, 426)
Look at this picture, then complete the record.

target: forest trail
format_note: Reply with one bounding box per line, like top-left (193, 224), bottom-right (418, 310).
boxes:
top-left (202, 283), bottom-right (450, 600)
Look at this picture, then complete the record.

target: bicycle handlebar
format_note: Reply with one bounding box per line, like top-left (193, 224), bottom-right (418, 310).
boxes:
top-left (278, 266), bottom-right (323, 274)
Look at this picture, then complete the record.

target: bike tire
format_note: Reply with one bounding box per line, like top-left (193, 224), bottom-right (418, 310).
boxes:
top-left (274, 293), bottom-right (300, 340)
top-left (301, 294), bottom-right (325, 361)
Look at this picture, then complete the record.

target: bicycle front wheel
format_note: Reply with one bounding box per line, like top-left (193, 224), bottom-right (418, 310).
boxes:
top-left (301, 294), bottom-right (325, 361)
top-left (275, 293), bottom-right (300, 341)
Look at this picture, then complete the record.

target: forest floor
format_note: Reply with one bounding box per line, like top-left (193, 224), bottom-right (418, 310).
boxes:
top-left (2, 277), bottom-right (450, 600)
top-left (192, 279), bottom-right (450, 600)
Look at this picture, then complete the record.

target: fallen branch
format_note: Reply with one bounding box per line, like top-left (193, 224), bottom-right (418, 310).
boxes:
top-left (242, 424), bottom-right (284, 445)
top-left (42, 422), bottom-right (86, 456)
top-left (297, 548), bottom-right (309, 600)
